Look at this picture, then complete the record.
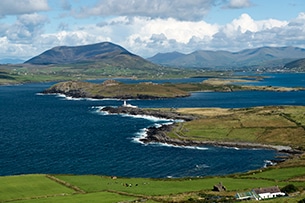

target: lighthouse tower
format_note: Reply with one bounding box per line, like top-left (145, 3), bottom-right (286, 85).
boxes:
top-left (122, 100), bottom-right (137, 108)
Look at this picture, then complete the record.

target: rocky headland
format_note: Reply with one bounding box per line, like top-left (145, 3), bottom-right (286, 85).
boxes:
top-left (101, 106), bottom-right (301, 155)
top-left (101, 106), bottom-right (196, 121)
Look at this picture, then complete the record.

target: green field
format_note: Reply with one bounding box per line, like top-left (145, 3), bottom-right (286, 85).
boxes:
top-left (1, 168), bottom-right (305, 203)
top-left (0, 175), bottom-right (74, 202)
top-left (171, 106), bottom-right (305, 149)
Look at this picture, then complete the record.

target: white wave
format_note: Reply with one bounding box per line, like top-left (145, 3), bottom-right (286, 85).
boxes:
top-left (132, 128), bottom-right (148, 144)
top-left (121, 113), bottom-right (175, 122)
top-left (96, 109), bottom-right (178, 122)
top-left (65, 96), bottom-right (83, 101)
top-left (43, 93), bottom-right (121, 101)
top-left (222, 146), bottom-right (240, 150)
top-left (151, 142), bottom-right (209, 150)
top-left (195, 164), bottom-right (210, 169)
top-left (91, 106), bottom-right (111, 115)
top-left (263, 160), bottom-right (276, 168)
top-left (55, 93), bottom-right (67, 98)
top-left (132, 129), bottom-right (208, 151)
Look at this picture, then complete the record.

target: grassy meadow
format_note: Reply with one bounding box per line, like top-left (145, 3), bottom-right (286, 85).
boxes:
top-left (172, 106), bottom-right (305, 149)
top-left (1, 165), bottom-right (305, 203)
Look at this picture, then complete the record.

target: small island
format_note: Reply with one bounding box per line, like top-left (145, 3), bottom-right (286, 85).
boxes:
top-left (42, 80), bottom-right (190, 99)
top-left (42, 78), bottom-right (305, 100)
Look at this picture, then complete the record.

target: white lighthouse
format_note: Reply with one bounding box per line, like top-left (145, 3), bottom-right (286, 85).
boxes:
top-left (122, 100), bottom-right (137, 108)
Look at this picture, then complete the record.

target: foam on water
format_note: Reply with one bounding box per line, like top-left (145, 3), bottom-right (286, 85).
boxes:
top-left (98, 106), bottom-right (181, 123)
top-left (50, 93), bottom-right (121, 101)
top-left (152, 142), bottom-right (209, 150)
top-left (132, 126), bottom-right (209, 151)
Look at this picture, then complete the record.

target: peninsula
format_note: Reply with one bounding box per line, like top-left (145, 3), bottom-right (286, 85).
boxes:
top-left (101, 105), bottom-right (305, 154)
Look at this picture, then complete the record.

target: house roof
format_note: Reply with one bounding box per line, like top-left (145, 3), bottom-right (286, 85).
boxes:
top-left (235, 191), bottom-right (260, 200)
top-left (253, 186), bottom-right (281, 194)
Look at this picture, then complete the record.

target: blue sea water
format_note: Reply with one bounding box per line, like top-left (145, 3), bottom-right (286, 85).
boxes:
top-left (0, 73), bottom-right (305, 178)
top-left (235, 72), bottom-right (305, 87)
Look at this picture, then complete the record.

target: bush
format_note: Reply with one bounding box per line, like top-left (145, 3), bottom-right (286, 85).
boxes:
top-left (298, 198), bottom-right (305, 203)
top-left (281, 184), bottom-right (298, 193)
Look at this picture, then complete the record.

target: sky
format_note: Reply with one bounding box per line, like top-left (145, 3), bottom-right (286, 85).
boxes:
top-left (0, 0), bottom-right (304, 60)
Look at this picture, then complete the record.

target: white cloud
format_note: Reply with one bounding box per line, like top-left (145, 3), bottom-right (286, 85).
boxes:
top-left (127, 17), bottom-right (218, 44)
top-left (74, 0), bottom-right (215, 21)
top-left (116, 14), bottom-right (293, 56)
top-left (225, 0), bottom-right (253, 9)
top-left (1, 10), bottom-right (305, 60)
top-left (5, 13), bottom-right (49, 43)
top-left (222, 13), bottom-right (287, 36)
top-left (0, 0), bottom-right (49, 17)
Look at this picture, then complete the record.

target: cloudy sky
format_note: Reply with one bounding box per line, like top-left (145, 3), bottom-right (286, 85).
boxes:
top-left (0, 0), bottom-right (304, 60)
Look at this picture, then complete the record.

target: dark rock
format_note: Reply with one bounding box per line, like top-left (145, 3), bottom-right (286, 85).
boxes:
top-left (101, 106), bottom-right (195, 121)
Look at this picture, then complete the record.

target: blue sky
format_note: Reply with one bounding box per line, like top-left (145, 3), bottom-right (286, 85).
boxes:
top-left (0, 0), bottom-right (304, 60)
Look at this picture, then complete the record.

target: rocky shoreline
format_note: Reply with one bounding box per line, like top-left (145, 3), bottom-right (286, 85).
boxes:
top-left (101, 106), bottom-right (196, 121)
top-left (141, 124), bottom-right (294, 151)
top-left (101, 106), bottom-right (302, 156)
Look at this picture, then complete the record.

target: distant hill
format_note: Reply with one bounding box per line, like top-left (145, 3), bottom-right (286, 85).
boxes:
top-left (284, 58), bottom-right (305, 69)
top-left (148, 46), bottom-right (305, 69)
top-left (24, 42), bottom-right (158, 69)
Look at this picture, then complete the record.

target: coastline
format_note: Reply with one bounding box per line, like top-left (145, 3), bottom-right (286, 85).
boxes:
top-left (100, 106), bottom-right (301, 155)
top-left (140, 123), bottom-right (294, 152)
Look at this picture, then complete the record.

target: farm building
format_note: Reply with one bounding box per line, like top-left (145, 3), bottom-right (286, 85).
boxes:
top-left (236, 186), bottom-right (285, 201)
top-left (235, 191), bottom-right (260, 200)
top-left (253, 186), bottom-right (285, 200)
top-left (213, 182), bottom-right (226, 192)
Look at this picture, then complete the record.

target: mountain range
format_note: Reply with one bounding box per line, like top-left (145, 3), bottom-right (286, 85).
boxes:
top-left (24, 42), bottom-right (305, 70)
top-left (148, 46), bottom-right (305, 69)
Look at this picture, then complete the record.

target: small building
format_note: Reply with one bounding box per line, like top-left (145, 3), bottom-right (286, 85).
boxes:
top-left (235, 191), bottom-right (260, 200)
top-left (236, 186), bottom-right (285, 201)
top-left (253, 186), bottom-right (285, 200)
top-left (213, 182), bottom-right (226, 192)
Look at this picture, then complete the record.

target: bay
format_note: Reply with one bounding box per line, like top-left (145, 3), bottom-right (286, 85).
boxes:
top-left (1, 73), bottom-right (304, 178)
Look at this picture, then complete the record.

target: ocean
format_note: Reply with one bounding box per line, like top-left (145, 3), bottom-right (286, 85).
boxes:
top-left (1, 73), bottom-right (305, 178)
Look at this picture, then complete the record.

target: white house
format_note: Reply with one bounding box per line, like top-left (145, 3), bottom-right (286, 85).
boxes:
top-left (236, 186), bottom-right (285, 201)
top-left (253, 186), bottom-right (285, 200)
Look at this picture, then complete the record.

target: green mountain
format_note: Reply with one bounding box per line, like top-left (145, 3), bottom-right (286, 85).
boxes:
top-left (21, 42), bottom-right (182, 79)
top-left (148, 46), bottom-right (305, 69)
top-left (25, 42), bottom-right (135, 65)
top-left (25, 42), bottom-right (155, 68)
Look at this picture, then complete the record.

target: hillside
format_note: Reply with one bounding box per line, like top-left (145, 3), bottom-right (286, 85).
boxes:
top-left (285, 58), bottom-right (305, 70)
top-left (24, 42), bottom-right (157, 68)
top-left (0, 42), bottom-right (190, 82)
top-left (25, 42), bottom-right (132, 65)
top-left (148, 46), bottom-right (305, 69)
